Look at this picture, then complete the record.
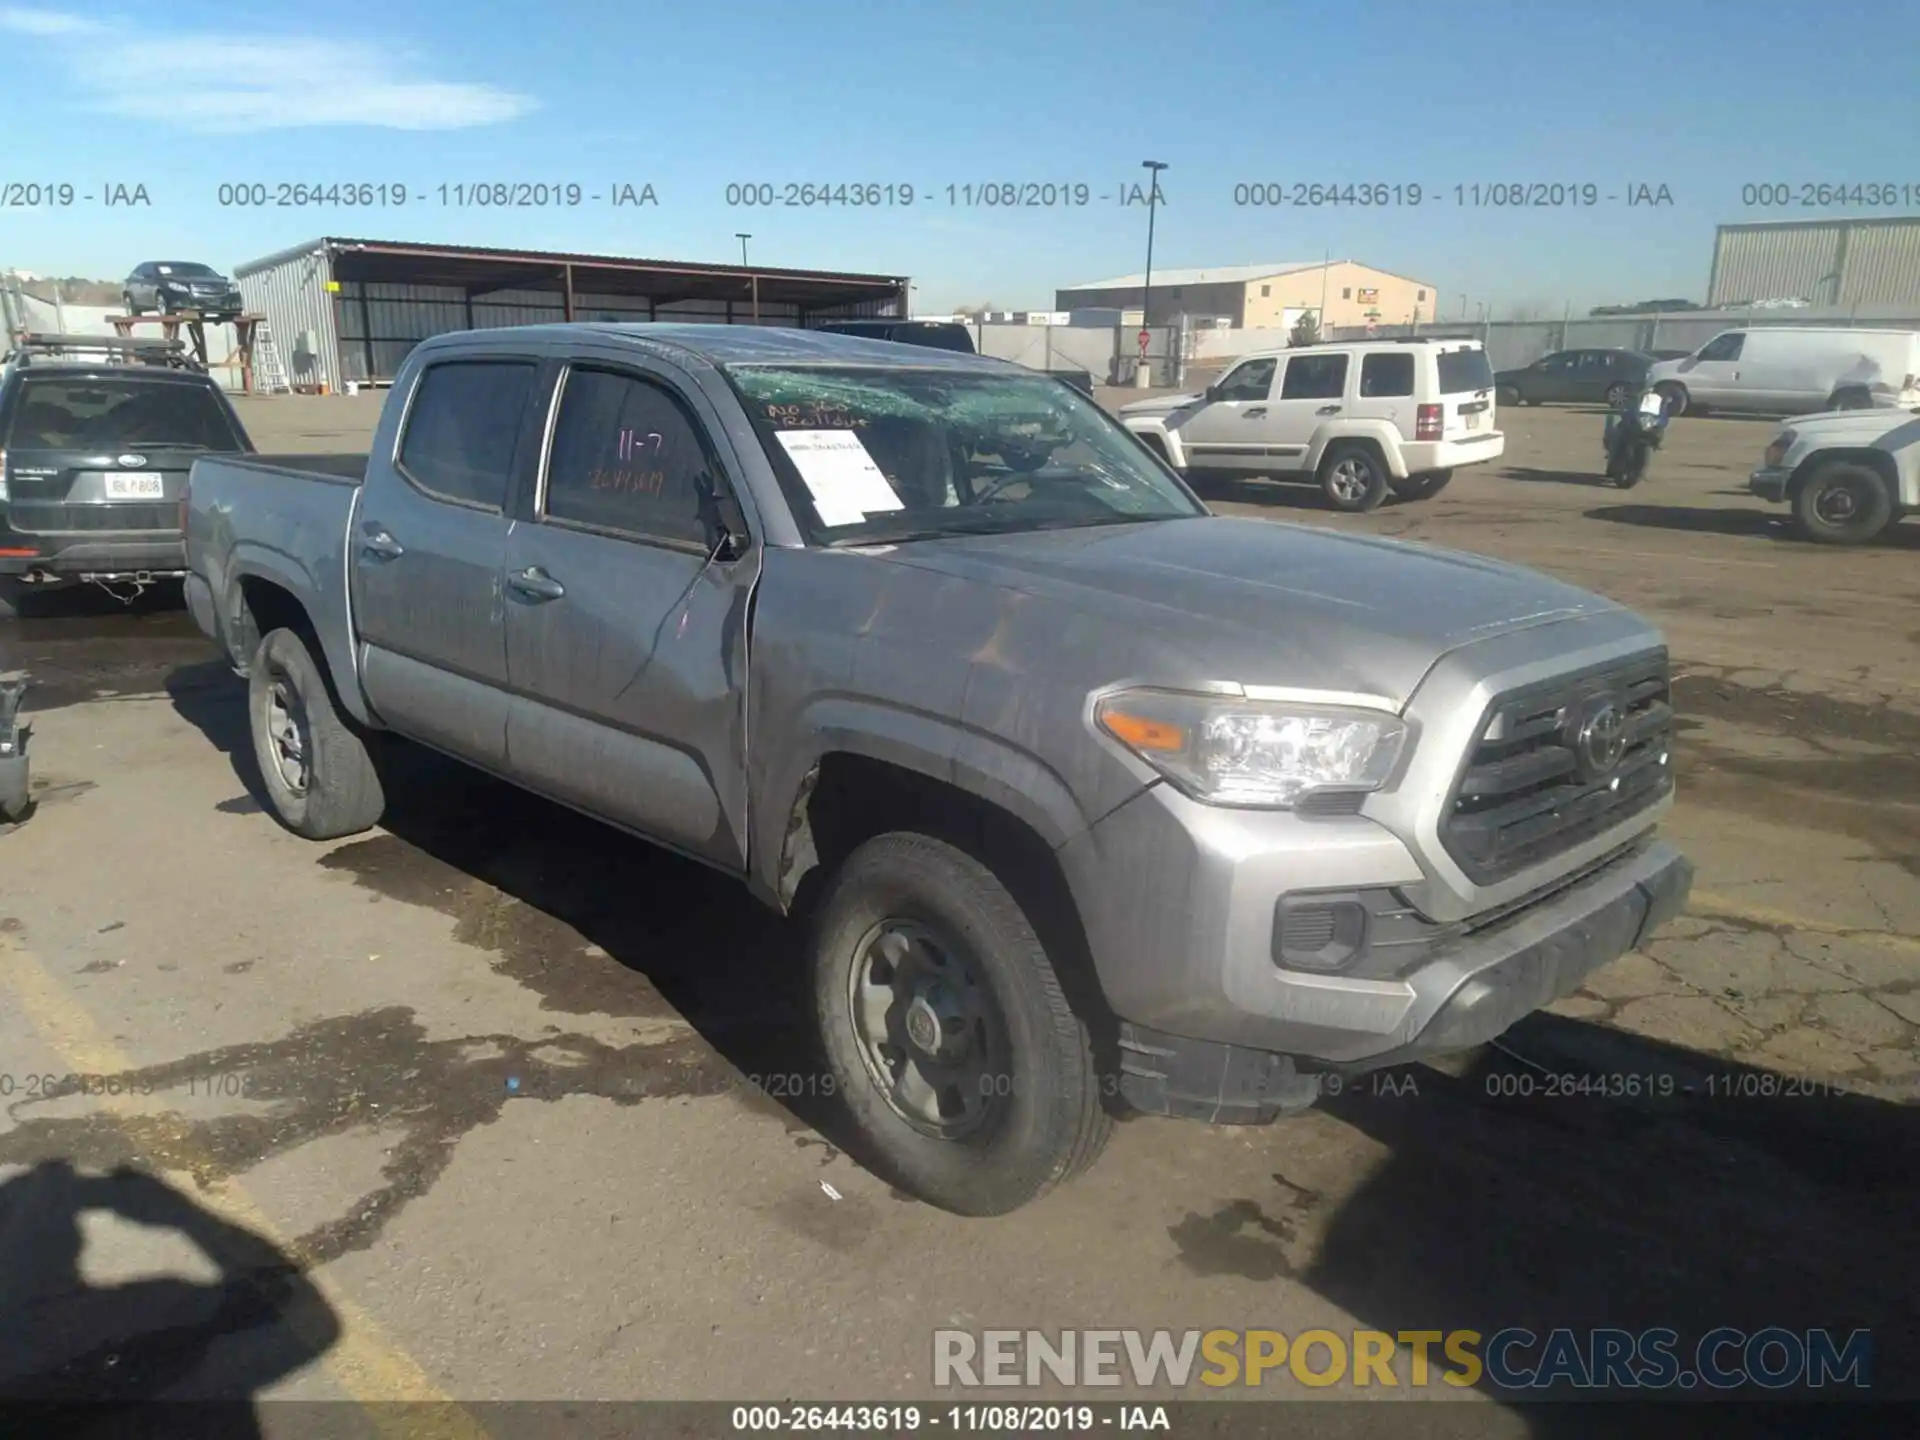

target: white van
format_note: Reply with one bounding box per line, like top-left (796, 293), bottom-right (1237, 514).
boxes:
top-left (1646, 327), bottom-right (1920, 417)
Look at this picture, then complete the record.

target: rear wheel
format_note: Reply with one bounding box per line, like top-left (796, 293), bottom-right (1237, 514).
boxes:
top-left (1389, 469), bottom-right (1453, 501)
top-left (811, 832), bottom-right (1112, 1215)
top-left (1654, 382), bottom-right (1689, 417)
top-left (1318, 444), bottom-right (1390, 513)
top-left (122, 292), bottom-right (141, 316)
top-left (1605, 382), bottom-right (1634, 408)
top-left (249, 626), bottom-right (387, 840)
top-left (1792, 462), bottom-right (1893, 545)
top-left (1496, 383), bottom-right (1521, 406)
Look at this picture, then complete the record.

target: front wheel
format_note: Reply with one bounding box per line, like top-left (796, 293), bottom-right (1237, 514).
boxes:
top-left (1496, 383), bottom-right (1520, 406)
top-left (1318, 445), bottom-right (1390, 513)
top-left (1389, 469), bottom-right (1453, 501)
top-left (249, 627), bottom-right (387, 840)
top-left (1793, 462), bottom-right (1893, 545)
top-left (1611, 443), bottom-right (1650, 488)
top-left (811, 832), bottom-right (1113, 1215)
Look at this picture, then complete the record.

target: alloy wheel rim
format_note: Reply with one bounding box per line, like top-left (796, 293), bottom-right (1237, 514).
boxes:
top-left (1329, 460), bottom-right (1369, 502)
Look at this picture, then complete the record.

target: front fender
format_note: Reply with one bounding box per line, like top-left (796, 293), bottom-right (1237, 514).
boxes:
top-left (1122, 416), bottom-right (1188, 469)
top-left (752, 696), bottom-right (1099, 908)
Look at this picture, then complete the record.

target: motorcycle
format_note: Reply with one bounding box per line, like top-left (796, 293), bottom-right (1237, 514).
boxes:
top-left (1602, 387), bottom-right (1669, 488)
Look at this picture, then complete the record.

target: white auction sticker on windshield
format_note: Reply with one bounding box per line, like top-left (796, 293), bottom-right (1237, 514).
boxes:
top-left (775, 429), bottom-right (904, 527)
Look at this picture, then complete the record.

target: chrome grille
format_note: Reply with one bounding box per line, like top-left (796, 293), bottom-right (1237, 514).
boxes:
top-left (1439, 653), bottom-right (1673, 884)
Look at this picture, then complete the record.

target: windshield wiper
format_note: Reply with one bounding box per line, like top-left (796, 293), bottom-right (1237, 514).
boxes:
top-left (821, 515), bottom-right (1020, 548)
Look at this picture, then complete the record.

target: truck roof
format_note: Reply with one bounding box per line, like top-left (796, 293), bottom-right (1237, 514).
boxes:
top-left (415, 322), bottom-right (1014, 373)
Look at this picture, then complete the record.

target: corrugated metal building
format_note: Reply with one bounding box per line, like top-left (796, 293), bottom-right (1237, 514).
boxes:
top-left (1708, 216), bottom-right (1920, 309)
top-left (235, 238), bottom-right (911, 389)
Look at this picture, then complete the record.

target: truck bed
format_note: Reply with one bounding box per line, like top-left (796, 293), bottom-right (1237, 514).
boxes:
top-left (211, 453), bottom-right (370, 485)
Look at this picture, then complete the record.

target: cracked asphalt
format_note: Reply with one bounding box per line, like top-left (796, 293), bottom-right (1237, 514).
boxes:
top-left (0, 394), bottom-right (1913, 1428)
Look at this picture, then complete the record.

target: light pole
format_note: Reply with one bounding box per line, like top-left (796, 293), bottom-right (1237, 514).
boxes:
top-left (736, 233), bottom-right (758, 324)
top-left (1139, 160), bottom-right (1168, 382)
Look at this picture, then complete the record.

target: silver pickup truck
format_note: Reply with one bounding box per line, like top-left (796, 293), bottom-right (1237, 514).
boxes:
top-left (184, 324), bottom-right (1693, 1215)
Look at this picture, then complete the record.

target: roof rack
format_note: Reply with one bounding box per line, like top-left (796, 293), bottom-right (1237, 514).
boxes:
top-left (5, 332), bottom-right (205, 371)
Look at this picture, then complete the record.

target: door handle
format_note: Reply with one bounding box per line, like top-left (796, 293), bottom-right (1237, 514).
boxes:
top-left (1316, 404), bottom-right (1343, 415)
top-left (1243, 407), bottom-right (1267, 417)
top-left (360, 527), bottom-right (404, 560)
top-left (506, 566), bottom-right (566, 601)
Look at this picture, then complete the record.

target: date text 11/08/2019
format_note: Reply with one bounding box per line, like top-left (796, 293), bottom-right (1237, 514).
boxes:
top-left (730, 1406), bottom-right (1171, 1432)
top-left (1230, 182), bottom-right (1674, 208)
top-left (723, 182), bottom-right (1168, 208)
top-left (213, 183), bottom-right (658, 208)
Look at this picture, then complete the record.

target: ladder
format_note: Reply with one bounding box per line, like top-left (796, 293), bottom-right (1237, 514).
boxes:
top-left (253, 322), bottom-right (290, 395)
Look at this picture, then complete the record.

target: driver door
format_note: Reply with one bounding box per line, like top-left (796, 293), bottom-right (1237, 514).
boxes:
top-left (1171, 356), bottom-right (1277, 471)
top-left (1680, 331), bottom-right (1745, 409)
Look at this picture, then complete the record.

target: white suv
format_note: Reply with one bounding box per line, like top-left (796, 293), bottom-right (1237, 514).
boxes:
top-left (1118, 338), bottom-right (1504, 512)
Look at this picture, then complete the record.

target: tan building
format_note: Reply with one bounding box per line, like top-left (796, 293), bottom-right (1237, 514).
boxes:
top-left (1056, 259), bottom-right (1437, 329)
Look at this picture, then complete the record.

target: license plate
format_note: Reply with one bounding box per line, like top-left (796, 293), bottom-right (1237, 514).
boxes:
top-left (1462, 412), bottom-right (1482, 430)
top-left (104, 474), bottom-right (165, 500)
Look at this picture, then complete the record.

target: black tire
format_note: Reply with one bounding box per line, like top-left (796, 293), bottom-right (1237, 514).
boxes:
top-left (1654, 382), bottom-right (1689, 417)
top-left (1826, 387), bottom-right (1872, 411)
top-left (248, 626), bottom-right (386, 840)
top-left (1611, 444), bottom-right (1649, 489)
top-left (1605, 382), bottom-right (1634, 408)
top-left (1389, 469), bottom-right (1453, 501)
top-left (0, 579), bottom-right (55, 621)
top-left (1317, 444), bottom-right (1390, 513)
top-left (1496, 383), bottom-right (1520, 405)
top-left (122, 292), bottom-right (141, 316)
top-left (1792, 462), bottom-right (1893, 546)
top-left (811, 832), bottom-right (1112, 1215)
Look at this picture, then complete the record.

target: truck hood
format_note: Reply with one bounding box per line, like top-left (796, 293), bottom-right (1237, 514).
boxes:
top-left (866, 516), bottom-right (1624, 708)
top-left (1781, 405), bottom-right (1920, 435)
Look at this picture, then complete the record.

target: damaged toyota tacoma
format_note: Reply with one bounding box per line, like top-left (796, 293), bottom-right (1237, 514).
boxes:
top-left (183, 324), bottom-right (1693, 1215)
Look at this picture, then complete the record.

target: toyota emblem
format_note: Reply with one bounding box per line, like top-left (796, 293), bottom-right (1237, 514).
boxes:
top-left (1571, 697), bottom-right (1627, 779)
top-left (117, 453), bottom-right (148, 467)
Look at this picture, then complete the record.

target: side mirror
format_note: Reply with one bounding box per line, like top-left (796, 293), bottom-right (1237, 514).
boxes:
top-left (1202, 384), bottom-right (1221, 403)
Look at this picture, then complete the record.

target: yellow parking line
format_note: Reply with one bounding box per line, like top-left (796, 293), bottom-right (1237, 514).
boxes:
top-left (1691, 890), bottom-right (1920, 958)
top-left (0, 934), bottom-right (490, 1440)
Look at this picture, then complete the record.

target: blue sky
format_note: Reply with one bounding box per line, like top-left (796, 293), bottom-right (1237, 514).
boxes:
top-left (4, 0), bottom-right (1917, 315)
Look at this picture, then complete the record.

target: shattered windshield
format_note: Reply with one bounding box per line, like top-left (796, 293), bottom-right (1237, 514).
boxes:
top-left (725, 365), bottom-right (1205, 545)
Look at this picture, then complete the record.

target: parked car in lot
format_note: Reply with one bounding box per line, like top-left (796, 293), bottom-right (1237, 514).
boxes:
top-left (0, 334), bottom-right (253, 615)
top-left (1495, 348), bottom-right (1658, 408)
top-left (122, 261), bottom-right (246, 321)
top-left (1647, 327), bottom-right (1920, 417)
top-left (813, 319), bottom-right (1097, 397)
top-left (1749, 403), bottom-right (1920, 545)
top-left (1117, 338), bottom-right (1503, 511)
top-left (184, 323), bottom-right (1691, 1215)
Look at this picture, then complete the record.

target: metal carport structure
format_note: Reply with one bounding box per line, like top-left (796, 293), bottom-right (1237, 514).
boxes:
top-left (234, 237), bottom-right (911, 390)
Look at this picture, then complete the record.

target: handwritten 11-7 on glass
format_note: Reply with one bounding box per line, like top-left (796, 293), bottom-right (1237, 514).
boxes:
top-left (1230, 182), bottom-right (1675, 208)
top-left (722, 181), bottom-right (1168, 209)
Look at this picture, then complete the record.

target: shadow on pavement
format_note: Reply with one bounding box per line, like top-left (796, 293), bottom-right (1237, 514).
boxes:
top-left (0, 1160), bottom-right (339, 1437)
top-left (1500, 467), bottom-right (1614, 489)
top-left (1268, 1015), bottom-right (1918, 1428)
top-left (164, 665), bottom-right (892, 1171)
top-left (1587, 505), bottom-right (1920, 549)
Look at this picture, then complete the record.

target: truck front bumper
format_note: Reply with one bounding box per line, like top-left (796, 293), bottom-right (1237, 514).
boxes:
top-left (1749, 465), bottom-right (1793, 504)
top-left (1058, 784), bottom-right (1692, 1122)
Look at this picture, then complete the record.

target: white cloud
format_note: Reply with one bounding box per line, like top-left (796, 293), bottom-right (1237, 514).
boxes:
top-left (0, 6), bottom-right (103, 33)
top-left (5, 12), bottom-right (535, 131)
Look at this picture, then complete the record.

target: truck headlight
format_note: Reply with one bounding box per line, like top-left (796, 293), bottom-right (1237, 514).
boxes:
top-left (1762, 430), bottom-right (1796, 468)
top-left (1095, 688), bottom-right (1407, 808)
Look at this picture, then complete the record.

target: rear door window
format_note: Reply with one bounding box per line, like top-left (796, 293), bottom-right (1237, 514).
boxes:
top-left (5, 378), bottom-right (242, 450)
top-left (396, 360), bottom-right (537, 510)
top-left (1435, 348), bottom-right (1495, 395)
top-left (1279, 353), bottom-right (1348, 400)
top-left (1360, 352), bottom-right (1415, 397)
